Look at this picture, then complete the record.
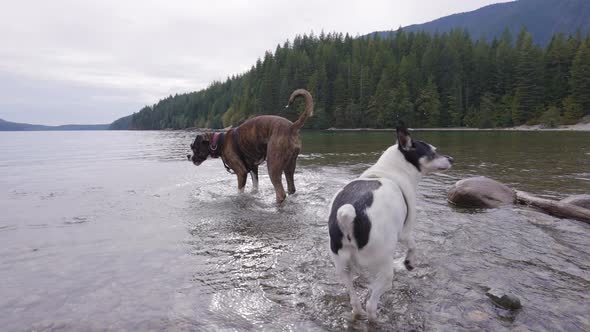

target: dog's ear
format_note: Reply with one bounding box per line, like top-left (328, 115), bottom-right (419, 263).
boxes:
top-left (193, 134), bottom-right (209, 149)
top-left (196, 134), bottom-right (210, 143)
top-left (396, 125), bottom-right (412, 151)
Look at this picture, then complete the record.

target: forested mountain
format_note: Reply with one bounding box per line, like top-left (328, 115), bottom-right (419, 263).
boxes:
top-left (109, 114), bottom-right (133, 130)
top-left (374, 0), bottom-right (590, 46)
top-left (0, 119), bottom-right (109, 131)
top-left (112, 27), bottom-right (590, 130)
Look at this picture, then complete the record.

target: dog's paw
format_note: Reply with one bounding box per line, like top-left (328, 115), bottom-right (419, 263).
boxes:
top-left (351, 308), bottom-right (366, 320)
top-left (404, 259), bottom-right (414, 271)
top-left (367, 309), bottom-right (378, 322)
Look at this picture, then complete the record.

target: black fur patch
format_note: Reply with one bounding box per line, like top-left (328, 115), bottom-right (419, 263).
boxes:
top-left (328, 180), bottom-right (382, 254)
top-left (398, 140), bottom-right (436, 171)
top-left (404, 259), bottom-right (414, 271)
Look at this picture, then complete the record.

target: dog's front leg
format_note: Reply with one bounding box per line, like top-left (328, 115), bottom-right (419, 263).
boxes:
top-left (237, 171), bottom-right (248, 193)
top-left (250, 167), bottom-right (259, 192)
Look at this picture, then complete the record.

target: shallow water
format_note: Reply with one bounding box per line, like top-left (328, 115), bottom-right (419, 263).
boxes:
top-left (1, 130), bottom-right (589, 331)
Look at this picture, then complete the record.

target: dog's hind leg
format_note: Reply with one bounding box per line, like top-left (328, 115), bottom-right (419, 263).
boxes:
top-left (402, 235), bottom-right (417, 271)
top-left (237, 171), bottom-right (248, 193)
top-left (250, 166), bottom-right (259, 192)
top-left (333, 253), bottom-right (365, 319)
top-left (284, 152), bottom-right (298, 195)
top-left (366, 259), bottom-right (394, 321)
top-left (267, 143), bottom-right (287, 203)
top-left (268, 168), bottom-right (286, 203)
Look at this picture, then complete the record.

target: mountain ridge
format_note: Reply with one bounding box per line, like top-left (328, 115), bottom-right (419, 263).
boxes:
top-left (0, 119), bottom-right (109, 131)
top-left (372, 0), bottom-right (590, 45)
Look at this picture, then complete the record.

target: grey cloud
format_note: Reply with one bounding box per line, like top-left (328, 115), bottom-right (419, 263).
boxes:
top-left (0, 0), bottom-right (511, 125)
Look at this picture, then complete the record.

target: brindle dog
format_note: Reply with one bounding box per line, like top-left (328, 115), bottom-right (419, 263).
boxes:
top-left (187, 89), bottom-right (313, 203)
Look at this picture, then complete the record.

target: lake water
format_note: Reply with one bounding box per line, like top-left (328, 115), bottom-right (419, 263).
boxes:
top-left (1, 130), bottom-right (589, 331)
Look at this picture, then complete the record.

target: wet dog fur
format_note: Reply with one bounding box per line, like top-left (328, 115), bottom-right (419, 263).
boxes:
top-left (187, 89), bottom-right (313, 204)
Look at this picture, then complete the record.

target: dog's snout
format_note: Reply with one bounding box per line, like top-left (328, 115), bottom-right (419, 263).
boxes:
top-left (447, 156), bottom-right (454, 164)
top-left (187, 154), bottom-right (192, 161)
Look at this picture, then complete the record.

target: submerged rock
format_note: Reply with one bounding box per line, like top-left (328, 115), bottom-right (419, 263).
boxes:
top-left (466, 310), bottom-right (489, 322)
top-left (448, 176), bottom-right (516, 208)
top-left (485, 289), bottom-right (522, 310)
top-left (560, 195), bottom-right (590, 210)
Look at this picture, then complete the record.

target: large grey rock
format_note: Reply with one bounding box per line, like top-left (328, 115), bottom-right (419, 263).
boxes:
top-left (560, 195), bottom-right (590, 210)
top-left (448, 176), bottom-right (516, 208)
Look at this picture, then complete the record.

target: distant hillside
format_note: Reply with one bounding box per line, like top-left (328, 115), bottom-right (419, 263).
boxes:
top-left (373, 0), bottom-right (590, 45)
top-left (110, 0), bottom-right (590, 130)
top-left (0, 119), bottom-right (109, 131)
top-left (111, 28), bottom-right (590, 130)
top-left (109, 114), bottom-right (134, 130)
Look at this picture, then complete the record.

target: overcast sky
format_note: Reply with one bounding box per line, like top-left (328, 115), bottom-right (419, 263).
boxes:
top-left (0, 0), bottom-right (512, 125)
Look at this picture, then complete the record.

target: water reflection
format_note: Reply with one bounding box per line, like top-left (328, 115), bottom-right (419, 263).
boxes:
top-left (0, 130), bottom-right (589, 331)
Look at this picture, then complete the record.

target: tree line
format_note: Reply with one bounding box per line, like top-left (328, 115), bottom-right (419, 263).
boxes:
top-left (118, 28), bottom-right (590, 130)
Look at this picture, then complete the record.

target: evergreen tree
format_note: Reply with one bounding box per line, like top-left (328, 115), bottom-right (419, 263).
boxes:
top-left (513, 29), bottom-right (545, 124)
top-left (387, 82), bottom-right (414, 127)
top-left (416, 77), bottom-right (441, 127)
top-left (493, 94), bottom-right (514, 127)
top-left (570, 37), bottom-right (590, 114)
top-left (562, 96), bottom-right (584, 125)
top-left (539, 106), bottom-right (562, 128)
top-left (545, 33), bottom-right (573, 105)
top-left (493, 28), bottom-right (517, 97)
top-left (478, 93), bottom-right (495, 128)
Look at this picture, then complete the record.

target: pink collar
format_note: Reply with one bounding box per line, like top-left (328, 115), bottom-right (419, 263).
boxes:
top-left (209, 132), bottom-right (224, 158)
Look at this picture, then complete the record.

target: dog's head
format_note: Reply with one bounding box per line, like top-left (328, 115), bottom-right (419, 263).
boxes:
top-left (187, 133), bottom-right (211, 166)
top-left (396, 126), bottom-right (454, 175)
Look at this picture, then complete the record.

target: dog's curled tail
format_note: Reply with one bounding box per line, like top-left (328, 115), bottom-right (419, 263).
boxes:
top-left (337, 204), bottom-right (357, 247)
top-left (287, 89), bottom-right (314, 131)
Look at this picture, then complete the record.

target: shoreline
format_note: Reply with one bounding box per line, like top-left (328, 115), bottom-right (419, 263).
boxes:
top-left (150, 121), bottom-right (590, 132)
top-left (324, 123), bottom-right (590, 132)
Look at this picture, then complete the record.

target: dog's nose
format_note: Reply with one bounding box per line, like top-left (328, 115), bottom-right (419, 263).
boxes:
top-left (447, 156), bottom-right (454, 164)
top-left (187, 154), bottom-right (191, 160)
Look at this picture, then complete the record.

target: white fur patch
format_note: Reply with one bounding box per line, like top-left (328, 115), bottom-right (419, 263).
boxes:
top-left (419, 155), bottom-right (453, 174)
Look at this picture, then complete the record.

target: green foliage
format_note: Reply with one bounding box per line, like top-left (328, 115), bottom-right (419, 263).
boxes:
top-left (539, 106), bottom-right (562, 128)
top-left (571, 37), bottom-right (590, 114)
top-left (415, 77), bottom-right (441, 127)
top-left (562, 96), bottom-right (584, 125)
top-left (513, 30), bottom-right (545, 125)
top-left (466, 93), bottom-right (495, 128)
top-left (115, 28), bottom-right (590, 130)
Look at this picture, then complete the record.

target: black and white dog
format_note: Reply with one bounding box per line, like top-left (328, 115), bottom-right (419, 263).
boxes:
top-left (328, 126), bottom-right (454, 321)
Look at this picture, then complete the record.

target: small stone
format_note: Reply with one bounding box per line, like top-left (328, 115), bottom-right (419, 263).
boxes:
top-left (485, 289), bottom-right (522, 310)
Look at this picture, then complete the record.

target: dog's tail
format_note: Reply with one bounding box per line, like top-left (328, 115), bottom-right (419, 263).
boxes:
top-left (337, 204), bottom-right (357, 247)
top-left (287, 89), bottom-right (314, 131)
